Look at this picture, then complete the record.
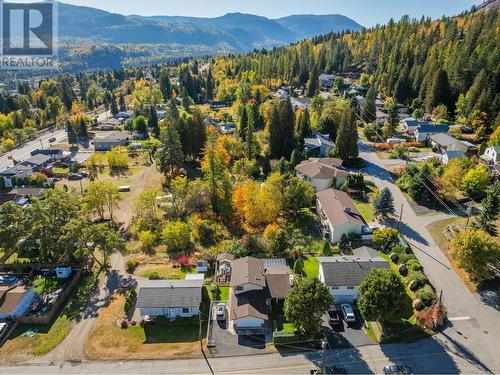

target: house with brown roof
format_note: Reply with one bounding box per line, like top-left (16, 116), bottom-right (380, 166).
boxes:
top-left (0, 285), bottom-right (35, 319)
top-left (229, 257), bottom-right (292, 333)
top-left (316, 189), bottom-right (366, 243)
top-left (295, 157), bottom-right (348, 191)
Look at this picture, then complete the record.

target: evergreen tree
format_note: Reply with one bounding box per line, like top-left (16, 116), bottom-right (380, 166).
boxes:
top-left (473, 182), bottom-right (500, 236)
top-left (278, 98), bottom-right (296, 159)
top-left (148, 106), bottom-right (159, 137)
top-left (238, 105), bottom-right (248, 141)
top-left (159, 68), bottom-right (172, 101)
top-left (426, 69), bottom-right (451, 111)
top-left (205, 70), bottom-right (214, 102)
top-left (246, 106), bottom-right (256, 160)
top-left (383, 104), bottom-right (398, 138)
top-left (110, 94), bottom-right (119, 116)
top-left (119, 95), bottom-right (126, 112)
top-left (67, 122), bottom-right (77, 145)
top-left (290, 149), bottom-right (303, 167)
top-left (156, 122), bottom-right (184, 176)
top-left (373, 188), bottom-right (395, 218)
top-left (78, 118), bottom-right (88, 138)
top-left (296, 108), bottom-right (311, 145)
top-left (333, 107), bottom-right (358, 160)
top-left (361, 86), bottom-right (377, 123)
top-left (134, 115), bottom-right (148, 134)
top-left (306, 66), bottom-right (320, 97)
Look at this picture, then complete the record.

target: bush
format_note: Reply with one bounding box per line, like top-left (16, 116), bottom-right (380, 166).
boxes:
top-left (373, 227), bottom-right (398, 248)
top-left (145, 271), bottom-right (163, 280)
top-left (406, 258), bottom-right (422, 272)
top-left (399, 253), bottom-right (417, 264)
top-left (126, 259), bottom-right (140, 274)
top-left (406, 271), bottom-right (428, 289)
top-left (415, 285), bottom-right (436, 307)
top-left (121, 320), bottom-right (128, 329)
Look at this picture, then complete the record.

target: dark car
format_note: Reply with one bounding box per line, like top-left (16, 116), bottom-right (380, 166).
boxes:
top-left (68, 173), bottom-right (83, 180)
top-left (328, 310), bottom-right (342, 326)
top-left (48, 137), bottom-right (56, 143)
top-left (383, 365), bottom-right (413, 375)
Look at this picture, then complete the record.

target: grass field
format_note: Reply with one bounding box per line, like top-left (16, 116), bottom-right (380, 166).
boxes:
top-left (85, 294), bottom-right (204, 360)
top-left (353, 199), bottom-right (375, 223)
top-left (302, 257), bottom-right (319, 278)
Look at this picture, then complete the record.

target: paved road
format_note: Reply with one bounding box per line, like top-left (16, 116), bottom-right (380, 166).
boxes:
top-left (0, 129), bottom-right (67, 170)
top-left (358, 140), bottom-right (500, 373)
top-left (0, 336), bottom-right (489, 374)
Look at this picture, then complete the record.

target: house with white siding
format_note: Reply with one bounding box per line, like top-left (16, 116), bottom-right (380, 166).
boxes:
top-left (135, 279), bottom-right (203, 320)
top-left (318, 247), bottom-right (389, 304)
top-left (413, 124), bottom-right (449, 142)
top-left (481, 146), bottom-right (500, 165)
top-left (0, 285), bottom-right (36, 319)
top-left (316, 189), bottom-right (366, 243)
top-left (295, 157), bottom-right (348, 191)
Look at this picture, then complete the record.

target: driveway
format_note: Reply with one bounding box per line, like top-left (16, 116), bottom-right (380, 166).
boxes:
top-left (357, 140), bottom-right (500, 372)
top-left (323, 306), bottom-right (373, 349)
top-left (208, 302), bottom-right (268, 357)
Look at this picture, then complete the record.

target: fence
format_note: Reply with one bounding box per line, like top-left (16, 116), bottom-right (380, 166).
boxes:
top-left (15, 270), bottom-right (82, 325)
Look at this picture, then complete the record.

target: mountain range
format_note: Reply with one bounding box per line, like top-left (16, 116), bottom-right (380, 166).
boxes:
top-left (56, 3), bottom-right (364, 51)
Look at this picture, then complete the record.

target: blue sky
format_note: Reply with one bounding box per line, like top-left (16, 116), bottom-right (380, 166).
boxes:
top-left (60, 0), bottom-right (481, 27)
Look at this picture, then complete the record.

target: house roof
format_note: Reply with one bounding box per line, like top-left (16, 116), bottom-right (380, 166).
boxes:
top-left (352, 246), bottom-right (380, 259)
top-left (230, 290), bottom-right (268, 321)
top-left (265, 266), bottom-right (291, 299)
top-left (304, 133), bottom-right (335, 150)
top-left (9, 187), bottom-right (45, 197)
top-left (94, 131), bottom-right (130, 143)
top-left (262, 258), bottom-right (287, 268)
top-left (0, 285), bottom-right (31, 313)
top-left (442, 151), bottom-right (465, 160)
top-left (430, 133), bottom-right (460, 147)
top-left (216, 252), bottom-right (234, 261)
top-left (318, 256), bottom-right (389, 287)
top-left (135, 279), bottom-right (203, 309)
top-left (230, 257), bottom-right (266, 288)
top-left (316, 189), bottom-right (366, 227)
top-left (415, 124), bottom-right (449, 134)
top-left (20, 154), bottom-right (52, 167)
top-left (295, 158), bottom-right (347, 180)
top-left (0, 164), bottom-right (34, 177)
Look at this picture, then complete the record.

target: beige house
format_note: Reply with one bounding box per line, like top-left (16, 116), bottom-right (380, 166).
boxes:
top-left (295, 158), bottom-right (348, 192)
top-left (316, 189), bottom-right (366, 243)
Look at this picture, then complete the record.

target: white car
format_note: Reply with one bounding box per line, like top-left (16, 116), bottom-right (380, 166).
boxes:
top-left (216, 303), bottom-right (226, 321)
top-left (340, 304), bottom-right (356, 323)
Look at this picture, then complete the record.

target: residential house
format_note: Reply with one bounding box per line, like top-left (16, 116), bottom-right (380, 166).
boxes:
top-left (319, 74), bottom-right (335, 88)
top-left (441, 150), bottom-right (466, 165)
top-left (0, 165), bottom-right (34, 188)
top-left (0, 285), bottom-right (36, 319)
top-left (230, 257), bottom-right (291, 333)
top-left (116, 110), bottom-right (134, 120)
top-left (316, 189), bottom-right (366, 243)
top-left (295, 157), bottom-right (348, 191)
top-left (481, 146), bottom-right (500, 165)
top-left (304, 133), bottom-right (335, 157)
top-left (318, 247), bottom-right (389, 303)
top-left (135, 279), bottom-right (203, 320)
top-left (291, 97), bottom-right (310, 111)
top-left (30, 149), bottom-right (70, 163)
top-left (414, 124), bottom-right (449, 142)
top-left (430, 133), bottom-right (475, 154)
top-left (400, 117), bottom-right (422, 135)
top-left (94, 131), bottom-right (130, 151)
top-left (273, 89), bottom-right (289, 101)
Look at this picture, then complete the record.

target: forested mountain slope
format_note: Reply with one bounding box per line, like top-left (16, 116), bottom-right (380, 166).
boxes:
top-left (215, 8), bottom-right (499, 124)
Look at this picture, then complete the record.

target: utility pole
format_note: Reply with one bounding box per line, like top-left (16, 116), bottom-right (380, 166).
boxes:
top-left (465, 206), bottom-right (473, 229)
top-left (397, 204), bottom-right (404, 232)
top-left (320, 338), bottom-right (327, 375)
top-left (39, 136), bottom-right (44, 149)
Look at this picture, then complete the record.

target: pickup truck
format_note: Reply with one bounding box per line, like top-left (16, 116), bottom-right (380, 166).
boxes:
top-left (328, 310), bottom-right (342, 326)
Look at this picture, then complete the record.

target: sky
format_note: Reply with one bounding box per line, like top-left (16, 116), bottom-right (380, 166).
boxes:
top-left (59, 0), bottom-right (481, 27)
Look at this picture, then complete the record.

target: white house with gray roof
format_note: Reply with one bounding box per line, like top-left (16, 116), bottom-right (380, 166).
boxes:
top-left (295, 157), bottom-right (348, 191)
top-left (318, 248), bottom-right (389, 304)
top-left (135, 279), bottom-right (203, 319)
top-left (481, 146), bottom-right (500, 165)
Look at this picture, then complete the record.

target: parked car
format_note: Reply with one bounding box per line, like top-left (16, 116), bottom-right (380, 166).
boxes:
top-left (216, 303), bottom-right (226, 321)
top-left (340, 304), bottom-right (356, 323)
top-left (68, 173), bottom-right (83, 180)
top-left (328, 310), bottom-right (342, 326)
top-left (48, 137), bottom-right (56, 143)
top-left (383, 365), bottom-right (413, 374)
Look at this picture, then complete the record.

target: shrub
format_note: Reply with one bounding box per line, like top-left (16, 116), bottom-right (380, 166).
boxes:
top-left (399, 253), bottom-right (417, 264)
top-left (126, 259), bottom-right (140, 274)
top-left (406, 258), bottom-right (422, 272)
top-left (145, 271), bottom-right (163, 280)
top-left (293, 258), bottom-right (304, 274)
top-left (373, 227), bottom-right (398, 248)
top-left (415, 285), bottom-right (436, 307)
top-left (391, 244), bottom-right (408, 254)
top-left (176, 255), bottom-right (192, 269)
top-left (406, 271), bottom-right (428, 289)
top-left (162, 221), bottom-right (191, 252)
top-left (121, 320), bottom-right (128, 329)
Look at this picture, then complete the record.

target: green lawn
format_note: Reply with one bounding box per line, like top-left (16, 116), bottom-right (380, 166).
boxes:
top-left (302, 257), bottom-right (319, 278)
top-left (353, 199), bottom-right (375, 223)
top-left (32, 277), bottom-right (65, 295)
top-left (219, 286), bottom-right (229, 301)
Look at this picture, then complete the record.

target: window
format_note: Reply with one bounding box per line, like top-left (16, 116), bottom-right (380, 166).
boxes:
top-left (182, 308), bottom-right (190, 314)
top-left (236, 286), bottom-right (243, 291)
top-left (347, 286), bottom-right (355, 290)
top-left (332, 287), bottom-right (339, 290)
